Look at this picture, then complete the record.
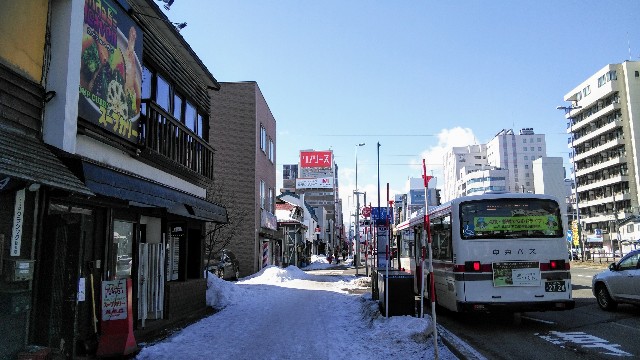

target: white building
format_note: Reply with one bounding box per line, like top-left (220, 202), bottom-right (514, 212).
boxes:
top-left (532, 157), bottom-right (566, 202)
top-left (442, 144), bottom-right (487, 202)
top-left (560, 61), bottom-right (640, 252)
top-left (486, 128), bottom-right (547, 194)
top-left (442, 128), bottom-right (548, 202)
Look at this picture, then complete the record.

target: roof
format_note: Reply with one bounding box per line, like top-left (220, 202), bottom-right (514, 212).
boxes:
top-left (0, 126), bottom-right (94, 196)
top-left (128, 0), bottom-right (220, 91)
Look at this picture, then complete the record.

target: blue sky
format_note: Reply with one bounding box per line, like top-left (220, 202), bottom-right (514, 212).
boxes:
top-left (162, 0), bottom-right (640, 209)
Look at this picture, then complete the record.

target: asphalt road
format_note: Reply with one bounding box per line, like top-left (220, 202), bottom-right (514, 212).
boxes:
top-left (434, 261), bottom-right (640, 360)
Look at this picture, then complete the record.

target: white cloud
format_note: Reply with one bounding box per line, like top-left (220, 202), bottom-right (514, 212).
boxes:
top-left (398, 127), bottom-right (478, 194)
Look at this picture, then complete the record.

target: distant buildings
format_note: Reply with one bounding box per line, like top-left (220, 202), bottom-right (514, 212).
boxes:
top-left (281, 150), bottom-right (342, 254)
top-left (442, 128), bottom-right (556, 203)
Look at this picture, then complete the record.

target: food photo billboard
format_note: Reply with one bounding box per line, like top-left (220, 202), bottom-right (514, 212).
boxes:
top-left (79, 0), bottom-right (143, 143)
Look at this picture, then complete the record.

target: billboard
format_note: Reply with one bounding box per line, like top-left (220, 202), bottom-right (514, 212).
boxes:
top-left (79, 0), bottom-right (143, 143)
top-left (296, 177), bottom-right (334, 189)
top-left (300, 151), bottom-right (332, 168)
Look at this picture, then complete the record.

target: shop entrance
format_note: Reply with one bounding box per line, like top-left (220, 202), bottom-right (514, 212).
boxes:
top-left (33, 202), bottom-right (96, 358)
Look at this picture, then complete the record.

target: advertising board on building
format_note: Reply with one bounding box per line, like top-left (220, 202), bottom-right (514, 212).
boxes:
top-left (296, 177), bottom-right (334, 189)
top-left (300, 151), bottom-right (332, 169)
top-left (78, 0), bottom-right (143, 143)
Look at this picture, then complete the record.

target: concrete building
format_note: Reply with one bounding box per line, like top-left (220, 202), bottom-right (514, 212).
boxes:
top-left (281, 164), bottom-right (298, 193)
top-left (210, 82), bottom-right (280, 275)
top-left (442, 129), bottom-right (549, 202)
top-left (285, 150), bottom-right (341, 254)
top-left (442, 144), bottom-right (487, 202)
top-left (486, 128), bottom-right (547, 194)
top-left (560, 61), bottom-right (640, 253)
top-left (532, 157), bottom-right (566, 203)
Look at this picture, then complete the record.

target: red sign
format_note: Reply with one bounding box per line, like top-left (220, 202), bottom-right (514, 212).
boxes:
top-left (300, 151), bottom-right (333, 168)
top-left (361, 206), bottom-right (371, 217)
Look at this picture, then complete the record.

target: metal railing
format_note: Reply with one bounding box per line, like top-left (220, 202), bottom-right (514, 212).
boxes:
top-left (139, 100), bottom-right (215, 180)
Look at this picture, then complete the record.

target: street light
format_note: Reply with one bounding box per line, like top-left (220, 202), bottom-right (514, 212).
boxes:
top-left (355, 143), bottom-right (365, 275)
top-left (558, 104), bottom-right (583, 261)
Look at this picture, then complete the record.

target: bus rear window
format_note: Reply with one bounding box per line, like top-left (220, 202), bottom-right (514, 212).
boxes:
top-left (460, 198), bottom-right (562, 240)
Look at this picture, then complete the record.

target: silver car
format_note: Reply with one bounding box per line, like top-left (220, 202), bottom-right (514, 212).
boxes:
top-left (592, 249), bottom-right (640, 311)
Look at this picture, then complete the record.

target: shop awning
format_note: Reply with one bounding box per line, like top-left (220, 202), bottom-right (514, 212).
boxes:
top-left (81, 161), bottom-right (228, 223)
top-left (0, 126), bottom-right (94, 196)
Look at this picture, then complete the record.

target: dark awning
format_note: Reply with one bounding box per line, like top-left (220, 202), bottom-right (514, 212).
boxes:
top-left (0, 126), bottom-right (94, 196)
top-left (81, 161), bottom-right (227, 223)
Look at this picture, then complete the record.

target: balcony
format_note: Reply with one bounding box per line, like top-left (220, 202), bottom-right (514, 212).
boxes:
top-left (140, 100), bottom-right (215, 180)
top-left (574, 136), bottom-right (624, 162)
top-left (576, 156), bottom-right (626, 177)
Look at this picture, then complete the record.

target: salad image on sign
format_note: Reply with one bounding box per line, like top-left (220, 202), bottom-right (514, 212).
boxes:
top-left (79, 0), bottom-right (143, 143)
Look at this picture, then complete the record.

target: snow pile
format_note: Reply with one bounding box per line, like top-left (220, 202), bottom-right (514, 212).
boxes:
top-left (139, 265), bottom-right (458, 360)
top-left (301, 254), bottom-right (334, 270)
top-left (239, 265), bottom-right (311, 284)
top-left (205, 271), bottom-right (247, 310)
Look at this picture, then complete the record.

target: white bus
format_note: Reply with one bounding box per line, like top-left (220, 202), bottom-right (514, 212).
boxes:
top-left (395, 193), bottom-right (575, 313)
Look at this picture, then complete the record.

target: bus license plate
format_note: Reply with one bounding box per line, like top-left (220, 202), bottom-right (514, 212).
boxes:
top-left (545, 280), bottom-right (566, 292)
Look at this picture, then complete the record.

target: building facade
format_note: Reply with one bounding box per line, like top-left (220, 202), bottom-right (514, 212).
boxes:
top-left (561, 61), bottom-right (640, 253)
top-left (486, 128), bottom-right (547, 194)
top-left (1, 1), bottom-right (230, 358)
top-left (442, 144), bottom-right (487, 202)
top-left (210, 82), bottom-right (280, 275)
top-left (442, 129), bottom-right (548, 202)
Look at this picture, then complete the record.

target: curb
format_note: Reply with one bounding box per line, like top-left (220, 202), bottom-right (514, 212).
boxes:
top-left (438, 324), bottom-right (487, 360)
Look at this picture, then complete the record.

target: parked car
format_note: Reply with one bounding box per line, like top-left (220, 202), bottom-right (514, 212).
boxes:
top-left (206, 250), bottom-right (240, 280)
top-left (592, 249), bottom-right (640, 311)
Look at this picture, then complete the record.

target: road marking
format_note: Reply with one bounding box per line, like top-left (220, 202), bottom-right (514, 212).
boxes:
top-left (521, 316), bottom-right (555, 325)
top-left (536, 331), bottom-right (632, 357)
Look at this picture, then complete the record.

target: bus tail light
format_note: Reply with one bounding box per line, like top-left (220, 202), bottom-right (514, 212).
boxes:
top-left (549, 259), bottom-right (565, 270)
top-left (465, 261), bottom-right (481, 272)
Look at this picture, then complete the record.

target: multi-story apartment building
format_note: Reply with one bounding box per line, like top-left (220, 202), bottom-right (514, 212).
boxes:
top-left (210, 82), bottom-right (280, 275)
top-left (560, 61), bottom-right (640, 252)
top-left (1, 1), bottom-right (229, 358)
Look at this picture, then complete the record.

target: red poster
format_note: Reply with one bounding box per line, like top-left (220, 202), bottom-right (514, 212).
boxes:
top-left (300, 151), bottom-right (332, 168)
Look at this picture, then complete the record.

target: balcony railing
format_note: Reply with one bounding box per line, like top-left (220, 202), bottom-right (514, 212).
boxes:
top-left (140, 100), bottom-right (215, 180)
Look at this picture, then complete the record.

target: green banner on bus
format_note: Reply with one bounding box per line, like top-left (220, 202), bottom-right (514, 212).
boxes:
top-left (474, 215), bottom-right (559, 232)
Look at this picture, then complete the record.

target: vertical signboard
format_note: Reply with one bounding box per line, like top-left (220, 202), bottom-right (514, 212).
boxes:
top-left (377, 226), bottom-right (388, 268)
top-left (79, 0), bottom-right (143, 143)
top-left (10, 189), bottom-right (25, 256)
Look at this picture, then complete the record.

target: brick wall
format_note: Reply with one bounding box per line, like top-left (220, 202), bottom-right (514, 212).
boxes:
top-left (164, 279), bottom-right (207, 320)
top-left (210, 82), bottom-right (277, 276)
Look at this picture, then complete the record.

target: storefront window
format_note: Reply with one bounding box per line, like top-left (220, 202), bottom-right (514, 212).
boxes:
top-left (114, 220), bottom-right (134, 278)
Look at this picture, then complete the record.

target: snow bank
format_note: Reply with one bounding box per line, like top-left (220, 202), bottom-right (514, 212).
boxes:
top-left (205, 271), bottom-right (247, 310)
